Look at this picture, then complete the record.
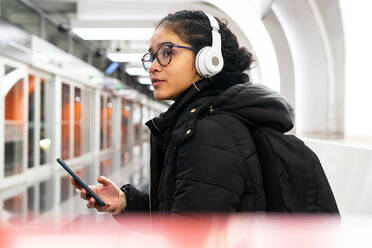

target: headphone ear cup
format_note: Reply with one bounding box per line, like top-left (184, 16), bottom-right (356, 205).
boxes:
top-left (195, 46), bottom-right (211, 78)
top-left (195, 46), bottom-right (224, 78)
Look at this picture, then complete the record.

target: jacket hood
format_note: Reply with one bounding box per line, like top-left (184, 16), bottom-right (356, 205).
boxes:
top-left (211, 81), bottom-right (295, 133)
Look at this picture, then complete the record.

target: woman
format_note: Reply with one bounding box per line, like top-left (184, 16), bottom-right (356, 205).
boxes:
top-left (72, 10), bottom-right (294, 214)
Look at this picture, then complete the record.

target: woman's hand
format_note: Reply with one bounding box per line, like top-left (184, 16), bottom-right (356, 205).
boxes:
top-left (71, 176), bottom-right (121, 213)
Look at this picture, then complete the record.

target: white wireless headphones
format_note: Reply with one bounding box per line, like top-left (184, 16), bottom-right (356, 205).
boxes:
top-left (195, 12), bottom-right (224, 78)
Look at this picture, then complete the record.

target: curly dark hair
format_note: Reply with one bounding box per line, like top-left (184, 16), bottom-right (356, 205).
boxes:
top-left (156, 10), bottom-right (254, 77)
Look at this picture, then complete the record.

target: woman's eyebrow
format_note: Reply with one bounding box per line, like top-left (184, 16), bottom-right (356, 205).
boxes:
top-left (148, 41), bottom-right (175, 52)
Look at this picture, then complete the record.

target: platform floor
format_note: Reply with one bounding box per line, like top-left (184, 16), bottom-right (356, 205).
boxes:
top-left (0, 142), bottom-right (150, 225)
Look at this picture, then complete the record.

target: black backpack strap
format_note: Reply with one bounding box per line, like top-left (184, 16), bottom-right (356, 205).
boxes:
top-left (213, 110), bottom-right (285, 211)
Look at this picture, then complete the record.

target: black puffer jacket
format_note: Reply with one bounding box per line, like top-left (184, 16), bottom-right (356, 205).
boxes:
top-left (120, 72), bottom-right (294, 213)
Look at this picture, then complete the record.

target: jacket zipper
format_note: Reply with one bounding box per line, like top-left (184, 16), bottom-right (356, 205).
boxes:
top-left (151, 119), bottom-right (160, 132)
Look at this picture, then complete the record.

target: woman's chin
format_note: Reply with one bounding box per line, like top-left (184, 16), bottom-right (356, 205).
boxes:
top-left (153, 92), bottom-right (167, 101)
top-left (154, 91), bottom-right (175, 101)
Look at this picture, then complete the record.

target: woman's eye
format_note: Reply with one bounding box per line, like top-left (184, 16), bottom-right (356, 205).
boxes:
top-left (163, 50), bottom-right (172, 57)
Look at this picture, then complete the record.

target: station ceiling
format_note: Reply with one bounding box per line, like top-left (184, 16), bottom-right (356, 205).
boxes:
top-left (25, 0), bottom-right (268, 96)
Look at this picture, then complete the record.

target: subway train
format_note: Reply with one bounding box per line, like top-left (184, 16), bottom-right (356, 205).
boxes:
top-left (0, 0), bottom-right (372, 227)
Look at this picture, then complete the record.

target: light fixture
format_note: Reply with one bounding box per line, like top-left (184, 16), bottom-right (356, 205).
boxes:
top-left (72, 27), bottom-right (154, 40)
top-left (125, 67), bottom-right (148, 77)
top-left (40, 138), bottom-right (51, 151)
top-left (107, 53), bottom-right (143, 63)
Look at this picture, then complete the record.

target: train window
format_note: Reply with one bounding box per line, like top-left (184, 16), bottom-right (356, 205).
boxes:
top-left (82, 89), bottom-right (92, 154)
top-left (100, 95), bottom-right (104, 150)
top-left (106, 97), bottom-right (112, 148)
top-left (99, 95), bottom-right (113, 150)
top-left (4, 78), bottom-right (24, 177)
top-left (142, 106), bottom-right (150, 141)
top-left (28, 75), bottom-right (52, 167)
top-left (28, 75), bottom-right (36, 168)
top-left (74, 87), bottom-right (82, 157)
top-left (61, 83), bottom-right (70, 160)
top-left (61, 84), bottom-right (90, 159)
top-left (39, 78), bottom-right (51, 165)
top-left (121, 100), bottom-right (130, 166)
top-left (121, 100), bottom-right (130, 147)
top-left (132, 103), bottom-right (142, 145)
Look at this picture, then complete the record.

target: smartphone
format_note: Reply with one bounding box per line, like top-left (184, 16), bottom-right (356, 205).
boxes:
top-left (56, 158), bottom-right (106, 207)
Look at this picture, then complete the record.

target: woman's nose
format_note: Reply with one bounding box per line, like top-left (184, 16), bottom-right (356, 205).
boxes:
top-left (149, 58), bottom-right (162, 73)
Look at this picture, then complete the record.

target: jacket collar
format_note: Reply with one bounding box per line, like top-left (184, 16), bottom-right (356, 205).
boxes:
top-left (145, 77), bottom-right (210, 149)
top-left (145, 72), bottom-right (248, 149)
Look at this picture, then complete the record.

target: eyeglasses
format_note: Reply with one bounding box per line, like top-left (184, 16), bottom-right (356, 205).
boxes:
top-left (142, 43), bottom-right (197, 72)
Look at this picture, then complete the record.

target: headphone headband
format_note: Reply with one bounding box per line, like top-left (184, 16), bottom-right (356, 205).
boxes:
top-left (203, 12), bottom-right (219, 30)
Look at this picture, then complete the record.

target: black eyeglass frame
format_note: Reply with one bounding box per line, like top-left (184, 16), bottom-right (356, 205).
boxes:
top-left (141, 43), bottom-right (197, 72)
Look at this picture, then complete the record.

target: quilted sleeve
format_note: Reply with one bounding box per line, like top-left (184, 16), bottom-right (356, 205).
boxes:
top-left (120, 184), bottom-right (149, 212)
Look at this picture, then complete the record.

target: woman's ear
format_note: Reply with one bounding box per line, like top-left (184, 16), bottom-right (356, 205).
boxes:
top-left (191, 60), bottom-right (202, 81)
top-left (193, 72), bottom-right (202, 82)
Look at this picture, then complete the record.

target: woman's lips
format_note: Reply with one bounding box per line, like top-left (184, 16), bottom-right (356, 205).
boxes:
top-left (152, 80), bottom-right (165, 87)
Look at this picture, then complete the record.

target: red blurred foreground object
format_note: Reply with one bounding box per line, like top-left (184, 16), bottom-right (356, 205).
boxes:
top-left (1, 214), bottom-right (371, 248)
top-left (0, 226), bottom-right (14, 248)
